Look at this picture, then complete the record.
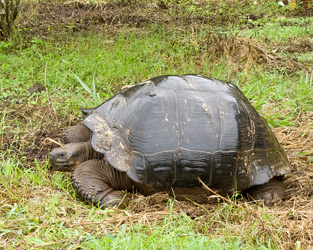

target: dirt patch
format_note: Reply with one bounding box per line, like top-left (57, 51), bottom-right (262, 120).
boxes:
top-left (1, 101), bottom-right (58, 164)
top-left (16, 0), bottom-right (230, 36)
top-left (17, 0), bottom-right (311, 40)
top-left (1, 96), bottom-right (81, 166)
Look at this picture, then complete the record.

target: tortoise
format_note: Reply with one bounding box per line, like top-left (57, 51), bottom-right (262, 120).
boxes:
top-left (49, 75), bottom-right (291, 208)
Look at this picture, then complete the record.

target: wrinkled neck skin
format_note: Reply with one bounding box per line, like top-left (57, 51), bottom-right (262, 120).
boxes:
top-left (78, 141), bottom-right (103, 163)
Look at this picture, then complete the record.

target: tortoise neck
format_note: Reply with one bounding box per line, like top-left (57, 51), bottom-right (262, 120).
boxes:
top-left (80, 141), bottom-right (102, 162)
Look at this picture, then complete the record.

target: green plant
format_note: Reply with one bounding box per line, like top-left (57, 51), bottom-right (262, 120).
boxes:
top-left (72, 71), bottom-right (103, 106)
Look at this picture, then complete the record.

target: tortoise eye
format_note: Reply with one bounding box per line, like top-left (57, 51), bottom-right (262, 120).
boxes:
top-left (58, 153), bottom-right (66, 159)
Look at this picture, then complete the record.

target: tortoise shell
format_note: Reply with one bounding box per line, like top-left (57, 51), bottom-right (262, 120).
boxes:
top-left (84, 75), bottom-right (290, 192)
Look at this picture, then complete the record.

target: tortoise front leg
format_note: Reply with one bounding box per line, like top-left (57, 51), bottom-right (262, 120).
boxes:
top-left (63, 124), bottom-right (92, 143)
top-left (72, 159), bottom-right (133, 208)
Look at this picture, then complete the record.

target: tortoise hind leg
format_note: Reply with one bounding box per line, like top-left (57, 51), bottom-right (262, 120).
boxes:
top-left (72, 159), bottom-right (133, 208)
top-left (63, 124), bottom-right (92, 143)
top-left (246, 178), bottom-right (285, 205)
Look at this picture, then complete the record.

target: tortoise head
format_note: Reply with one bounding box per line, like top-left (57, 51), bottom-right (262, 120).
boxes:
top-left (49, 142), bottom-right (91, 172)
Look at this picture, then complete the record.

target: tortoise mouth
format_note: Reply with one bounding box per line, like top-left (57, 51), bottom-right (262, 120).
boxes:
top-left (49, 160), bottom-right (77, 172)
top-left (49, 147), bottom-right (80, 172)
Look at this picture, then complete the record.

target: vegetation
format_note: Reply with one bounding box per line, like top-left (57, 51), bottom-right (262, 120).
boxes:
top-left (1, 0), bottom-right (312, 249)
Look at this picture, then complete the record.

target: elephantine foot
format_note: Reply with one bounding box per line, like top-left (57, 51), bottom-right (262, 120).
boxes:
top-left (246, 178), bottom-right (284, 205)
top-left (71, 159), bottom-right (133, 209)
top-left (63, 124), bottom-right (92, 143)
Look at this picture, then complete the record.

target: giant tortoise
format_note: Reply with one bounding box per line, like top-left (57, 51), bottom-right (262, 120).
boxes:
top-left (49, 75), bottom-right (291, 208)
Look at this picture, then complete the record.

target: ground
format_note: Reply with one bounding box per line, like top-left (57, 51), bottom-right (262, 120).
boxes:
top-left (0, 0), bottom-right (313, 249)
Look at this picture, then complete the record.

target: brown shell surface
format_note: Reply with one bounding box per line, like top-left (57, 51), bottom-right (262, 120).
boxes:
top-left (84, 75), bottom-right (291, 192)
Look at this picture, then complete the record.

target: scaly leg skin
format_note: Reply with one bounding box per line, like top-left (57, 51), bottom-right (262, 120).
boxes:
top-left (63, 124), bottom-right (92, 143)
top-left (72, 159), bottom-right (133, 208)
top-left (246, 178), bottom-right (285, 205)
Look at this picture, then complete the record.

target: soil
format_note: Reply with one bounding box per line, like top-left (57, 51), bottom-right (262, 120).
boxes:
top-left (1, 98), bottom-right (79, 165)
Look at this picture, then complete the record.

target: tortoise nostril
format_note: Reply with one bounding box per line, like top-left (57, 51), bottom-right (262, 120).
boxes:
top-left (49, 152), bottom-right (56, 160)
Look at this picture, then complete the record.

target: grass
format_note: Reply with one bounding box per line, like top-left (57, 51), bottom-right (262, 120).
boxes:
top-left (1, 28), bottom-right (311, 125)
top-left (1, 0), bottom-right (313, 249)
top-left (238, 17), bottom-right (313, 42)
top-left (0, 157), bottom-right (288, 249)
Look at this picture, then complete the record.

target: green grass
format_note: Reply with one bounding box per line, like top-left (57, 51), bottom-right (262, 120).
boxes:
top-left (237, 17), bottom-right (313, 42)
top-left (1, 1), bottom-right (313, 249)
top-left (1, 27), bottom-right (312, 126)
top-left (0, 158), bottom-right (284, 249)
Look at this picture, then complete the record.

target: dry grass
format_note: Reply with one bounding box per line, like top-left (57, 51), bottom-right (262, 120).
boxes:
top-left (202, 34), bottom-right (312, 74)
top-left (16, 1), bottom-right (170, 38)
top-left (274, 111), bottom-right (313, 199)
